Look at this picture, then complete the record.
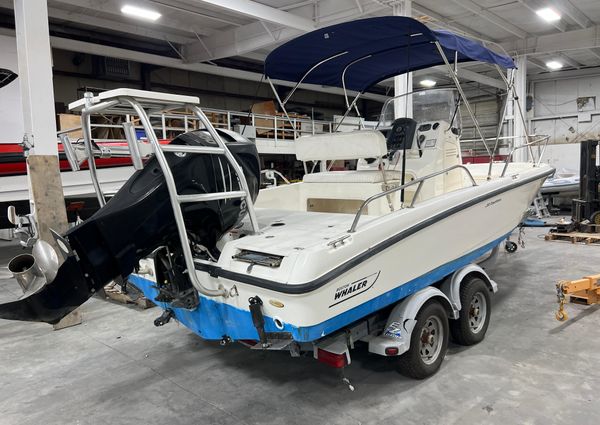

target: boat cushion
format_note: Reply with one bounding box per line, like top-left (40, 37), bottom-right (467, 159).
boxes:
top-left (295, 130), bottom-right (387, 161)
top-left (303, 170), bottom-right (402, 183)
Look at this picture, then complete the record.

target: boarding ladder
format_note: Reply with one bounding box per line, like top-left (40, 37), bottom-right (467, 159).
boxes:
top-left (66, 89), bottom-right (260, 298)
top-left (532, 191), bottom-right (550, 219)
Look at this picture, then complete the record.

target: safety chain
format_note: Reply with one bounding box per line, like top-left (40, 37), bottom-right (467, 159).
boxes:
top-left (517, 223), bottom-right (526, 249)
top-left (555, 281), bottom-right (568, 321)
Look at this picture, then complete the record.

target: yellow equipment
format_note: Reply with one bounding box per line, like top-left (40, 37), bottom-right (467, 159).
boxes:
top-left (556, 274), bottom-right (600, 321)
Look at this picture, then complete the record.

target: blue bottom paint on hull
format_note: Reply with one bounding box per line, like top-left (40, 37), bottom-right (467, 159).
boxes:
top-left (130, 232), bottom-right (510, 343)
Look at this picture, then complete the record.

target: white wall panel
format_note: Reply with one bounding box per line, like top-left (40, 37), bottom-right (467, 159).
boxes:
top-left (540, 143), bottom-right (580, 173)
top-left (532, 74), bottom-right (600, 171)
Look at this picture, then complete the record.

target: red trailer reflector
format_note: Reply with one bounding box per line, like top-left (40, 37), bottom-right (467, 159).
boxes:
top-left (385, 347), bottom-right (399, 356)
top-left (317, 348), bottom-right (348, 368)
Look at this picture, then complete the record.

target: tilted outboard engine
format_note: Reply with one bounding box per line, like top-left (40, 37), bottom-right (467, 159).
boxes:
top-left (0, 129), bottom-right (260, 324)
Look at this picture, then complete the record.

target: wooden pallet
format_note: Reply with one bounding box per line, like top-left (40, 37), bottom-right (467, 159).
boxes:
top-left (101, 281), bottom-right (155, 309)
top-left (545, 231), bottom-right (600, 245)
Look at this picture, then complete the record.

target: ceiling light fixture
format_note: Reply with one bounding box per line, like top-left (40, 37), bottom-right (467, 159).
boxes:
top-left (419, 79), bottom-right (437, 88)
top-left (546, 60), bottom-right (563, 70)
top-left (121, 5), bottom-right (162, 21)
top-left (536, 7), bottom-right (561, 23)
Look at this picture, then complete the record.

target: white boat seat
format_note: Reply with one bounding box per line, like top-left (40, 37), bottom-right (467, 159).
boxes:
top-left (295, 130), bottom-right (387, 161)
top-left (303, 170), bottom-right (402, 183)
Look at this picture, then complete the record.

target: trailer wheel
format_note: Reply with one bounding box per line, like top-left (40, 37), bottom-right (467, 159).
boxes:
top-left (450, 276), bottom-right (491, 345)
top-left (505, 241), bottom-right (517, 253)
top-left (397, 301), bottom-right (449, 380)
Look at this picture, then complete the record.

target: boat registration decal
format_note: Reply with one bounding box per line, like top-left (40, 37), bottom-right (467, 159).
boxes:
top-left (329, 271), bottom-right (380, 308)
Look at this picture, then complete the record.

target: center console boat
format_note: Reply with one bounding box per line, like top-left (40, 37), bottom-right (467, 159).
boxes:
top-left (0, 17), bottom-right (553, 380)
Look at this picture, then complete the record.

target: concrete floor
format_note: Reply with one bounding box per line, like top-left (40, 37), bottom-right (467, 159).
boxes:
top-left (1, 227), bottom-right (599, 425)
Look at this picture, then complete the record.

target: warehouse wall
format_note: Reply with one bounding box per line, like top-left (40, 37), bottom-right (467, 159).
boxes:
top-left (460, 93), bottom-right (503, 141)
top-left (531, 73), bottom-right (600, 171)
top-left (50, 49), bottom-right (352, 121)
top-left (2, 40), bottom-right (511, 148)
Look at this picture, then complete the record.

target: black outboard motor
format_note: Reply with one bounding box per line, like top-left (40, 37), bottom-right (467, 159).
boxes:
top-left (0, 130), bottom-right (260, 324)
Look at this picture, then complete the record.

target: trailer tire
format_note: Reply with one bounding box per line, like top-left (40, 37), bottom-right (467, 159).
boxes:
top-left (396, 300), bottom-right (449, 380)
top-left (450, 276), bottom-right (491, 346)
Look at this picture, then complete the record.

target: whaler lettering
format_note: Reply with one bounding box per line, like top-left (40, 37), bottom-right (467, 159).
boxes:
top-left (334, 279), bottom-right (367, 300)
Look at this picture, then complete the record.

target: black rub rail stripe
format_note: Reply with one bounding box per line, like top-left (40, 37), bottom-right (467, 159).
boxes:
top-left (195, 169), bottom-right (553, 294)
top-left (0, 153), bottom-right (28, 164)
top-left (0, 152), bottom-right (72, 163)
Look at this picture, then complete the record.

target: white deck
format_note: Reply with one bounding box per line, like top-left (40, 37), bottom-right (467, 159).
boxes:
top-left (235, 209), bottom-right (375, 255)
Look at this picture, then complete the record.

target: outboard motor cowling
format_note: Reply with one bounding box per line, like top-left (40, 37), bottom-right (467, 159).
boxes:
top-left (0, 129), bottom-right (260, 324)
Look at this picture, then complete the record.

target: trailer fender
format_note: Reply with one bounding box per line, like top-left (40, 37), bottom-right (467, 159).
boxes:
top-left (440, 263), bottom-right (497, 315)
top-left (368, 286), bottom-right (453, 357)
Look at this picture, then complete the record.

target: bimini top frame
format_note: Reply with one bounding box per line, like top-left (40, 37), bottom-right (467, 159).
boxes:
top-left (262, 16), bottom-right (539, 180)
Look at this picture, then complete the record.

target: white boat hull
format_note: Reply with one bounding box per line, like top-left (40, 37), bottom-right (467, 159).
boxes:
top-left (0, 166), bottom-right (135, 203)
top-left (131, 163), bottom-right (552, 342)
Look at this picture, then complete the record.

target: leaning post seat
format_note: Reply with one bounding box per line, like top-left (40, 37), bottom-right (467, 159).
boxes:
top-left (296, 130), bottom-right (401, 183)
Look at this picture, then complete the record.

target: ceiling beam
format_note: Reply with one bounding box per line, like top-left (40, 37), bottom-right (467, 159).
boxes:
top-left (184, 21), bottom-right (301, 63)
top-left (192, 0), bottom-right (315, 31)
top-left (527, 56), bottom-right (549, 72)
top-left (50, 0), bottom-right (212, 37)
top-left (502, 25), bottom-right (600, 56)
top-left (149, 1), bottom-right (244, 27)
top-left (588, 47), bottom-right (600, 61)
top-left (428, 66), bottom-right (506, 90)
top-left (516, 0), bottom-right (567, 32)
top-left (46, 5), bottom-right (195, 44)
top-left (559, 52), bottom-right (584, 69)
top-left (183, 0), bottom-right (388, 62)
top-left (551, 0), bottom-right (591, 29)
top-left (353, 0), bottom-right (363, 14)
top-left (412, 2), bottom-right (491, 41)
top-left (528, 66), bottom-right (600, 82)
top-left (449, 0), bottom-right (528, 38)
top-left (0, 29), bottom-right (388, 102)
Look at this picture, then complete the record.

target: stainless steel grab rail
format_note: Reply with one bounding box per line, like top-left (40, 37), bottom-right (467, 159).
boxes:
top-left (348, 164), bottom-right (478, 233)
top-left (499, 134), bottom-right (550, 177)
top-left (69, 90), bottom-right (262, 298)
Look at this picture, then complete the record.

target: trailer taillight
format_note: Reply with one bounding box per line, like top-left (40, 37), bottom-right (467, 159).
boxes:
top-left (385, 347), bottom-right (399, 356)
top-left (316, 348), bottom-right (348, 368)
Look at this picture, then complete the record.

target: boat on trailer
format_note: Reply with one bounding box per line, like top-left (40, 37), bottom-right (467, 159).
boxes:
top-left (0, 17), bottom-right (553, 381)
